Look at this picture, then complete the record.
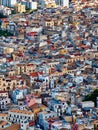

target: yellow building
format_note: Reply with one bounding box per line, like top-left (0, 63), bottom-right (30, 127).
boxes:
top-left (30, 103), bottom-right (47, 115)
top-left (15, 63), bottom-right (36, 75)
top-left (46, 3), bottom-right (56, 8)
top-left (15, 3), bottom-right (25, 13)
top-left (93, 120), bottom-right (98, 130)
top-left (64, 115), bottom-right (76, 123)
top-left (4, 47), bottom-right (14, 54)
top-left (59, 49), bottom-right (68, 55)
top-left (1, 21), bottom-right (9, 30)
top-left (44, 0), bottom-right (56, 8)
top-left (45, 19), bottom-right (54, 27)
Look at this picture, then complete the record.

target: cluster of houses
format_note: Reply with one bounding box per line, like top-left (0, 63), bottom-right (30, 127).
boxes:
top-left (0, 0), bottom-right (98, 130)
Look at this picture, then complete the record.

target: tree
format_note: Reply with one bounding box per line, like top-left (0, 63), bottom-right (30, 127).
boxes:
top-left (0, 13), bottom-right (7, 18)
top-left (84, 89), bottom-right (98, 106)
top-left (0, 30), bottom-right (13, 37)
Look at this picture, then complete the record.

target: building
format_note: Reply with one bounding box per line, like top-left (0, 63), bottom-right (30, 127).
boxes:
top-left (93, 120), bottom-right (98, 130)
top-left (8, 109), bottom-right (34, 130)
top-left (0, 97), bottom-right (11, 110)
top-left (0, 113), bottom-right (8, 121)
top-left (0, 121), bottom-right (9, 129)
top-left (0, 0), bottom-right (17, 7)
top-left (80, 101), bottom-right (95, 108)
top-left (0, 6), bottom-right (11, 16)
top-left (0, 75), bottom-right (26, 91)
top-left (15, 3), bottom-right (26, 13)
top-left (12, 88), bottom-right (28, 103)
top-left (38, 109), bottom-right (57, 130)
top-left (16, 63), bottom-right (36, 75)
top-left (26, 1), bottom-right (37, 10)
top-left (47, 99), bottom-right (68, 116)
top-left (55, 0), bottom-right (69, 7)
top-left (0, 91), bottom-right (9, 97)
top-left (39, 0), bottom-right (56, 8)
top-left (2, 124), bottom-right (21, 130)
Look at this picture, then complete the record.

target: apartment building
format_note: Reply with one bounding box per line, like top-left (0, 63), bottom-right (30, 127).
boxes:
top-left (16, 63), bottom-right (36, 75)
top-left (0, 0), bottom-right (17, 7)
top-left (0, 75), bottom-right (26, 90)
top-left (55, 0), bottom-right (69, 7)
top-left (8, 109), bottom-right (34, 129)
top-left (0, 97), bottom-right (11, 110)
top-left (15, 3), bottom-right (26, 13)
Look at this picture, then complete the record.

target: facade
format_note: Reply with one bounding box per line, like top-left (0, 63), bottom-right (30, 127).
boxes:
top-left (80, 101), bottom-right (95, 108)
top-left (27, 1), bottom-right (37, 10)
top-left (0, 91), bottom-right (8, 97)
top-left (55, 0), bottom-right (69, 7)
top-left (38, 110), bottom-right (57, 130)
top-left (39, 0), bottom-right (56, 8)
top-left (0, 0), bottom-right (17, 7)
top-left (0, 6), bottom-right (11, 16)
top-left (16, 63), bottom-right (36, 75)
top-left (0, 97), bottom-right (11, 110)
top-left (15, 3), bottom-right (26, 13)
top-left (0, 114), bottom-right (8, 121)
top-left (8, 109), bottom-right (34, 123)
top-left (0, 1), bottom-right (98, 130)
top-left (48, 99), bottom-right (68, 116)
top-left (0, 75), bottom-right (26, 91)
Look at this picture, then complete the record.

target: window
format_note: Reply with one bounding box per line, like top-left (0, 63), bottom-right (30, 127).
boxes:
top-left (2, 102), bottom-right (4, 105)
top-left (3, 83), bottom-right (6, 86)
top-left (8, 83), bottom-right (10, 86)
top-left (20, 116), bottom-right (22, 119)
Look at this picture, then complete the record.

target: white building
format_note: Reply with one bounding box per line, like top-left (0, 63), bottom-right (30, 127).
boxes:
top-left (3, 8), bottom-right (11, 15)
top-left (55, 0), bottom-right (69, 8)
top-left (80, 101), bottom-right (95, 108)
top-left (0, 0), bottom-right (17, 7)
top-left (0, 5), bottom-right (11, 16)
top-left (0, 97), bottom-right (11, 110)
top-left (27, 1), bottom-right (37, 10)
top-left (48, 99), bottom-right (68, 116)
top-left (8, 109), bottom-right (34, 130)
top-left (0, 0), bottom-right (6, 6)
top-left (51, 121), bottom-right (71, 130)
top-left (21, 0), bottom-right (37, 10)
top-left (0, 91), bottom-right (8, 97)
top-left (38, 109), bottom-right (57, 122)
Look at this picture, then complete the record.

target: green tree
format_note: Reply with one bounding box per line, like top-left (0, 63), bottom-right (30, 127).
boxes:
top-left (84, 89), bottom-right (98, 106)
top-left (0, 30), bottom-right (13, 37)
top-left (0, 13), bottom-right (7, 18)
